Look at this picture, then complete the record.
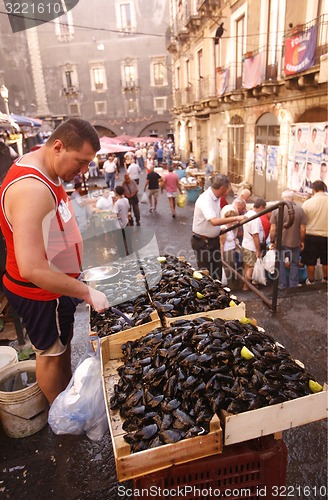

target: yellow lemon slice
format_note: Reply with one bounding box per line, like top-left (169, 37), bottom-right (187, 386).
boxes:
top-left (309, 380), bottom-right (323, 393)
top-left (241, 346), bottom-right (254, 360)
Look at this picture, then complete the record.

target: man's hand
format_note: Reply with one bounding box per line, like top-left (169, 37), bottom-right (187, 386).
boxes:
top-left (87, 287), bottom-right (110, 312)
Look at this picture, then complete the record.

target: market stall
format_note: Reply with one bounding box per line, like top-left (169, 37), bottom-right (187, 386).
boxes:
top-left (90, 254), bottom-right (327, 495)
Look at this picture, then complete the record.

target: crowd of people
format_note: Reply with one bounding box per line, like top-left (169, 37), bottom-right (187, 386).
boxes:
top-left (191, 175), bottom-right (327, 291)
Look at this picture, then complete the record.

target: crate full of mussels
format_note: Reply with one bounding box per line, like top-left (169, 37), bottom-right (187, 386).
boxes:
top-left (146, 254), bottom-right (246, 325)
top-left (101, 314), bottom-right (327, 481)
top-left (90, 254), bottom-right (245, 336)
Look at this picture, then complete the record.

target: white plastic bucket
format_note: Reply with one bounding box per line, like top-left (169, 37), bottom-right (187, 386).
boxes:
top-left (0, 360), bottom-right (49, 438)
top-left (0, 346), bottom-right (18, 375)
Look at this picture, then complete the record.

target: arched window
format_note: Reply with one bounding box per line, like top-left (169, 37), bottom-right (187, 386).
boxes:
top-left (227, 115), bottom-right (245, 183)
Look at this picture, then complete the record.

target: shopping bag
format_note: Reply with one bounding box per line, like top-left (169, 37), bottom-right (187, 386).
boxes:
top-left (221, 267), bottom-right (228, 286)
top-left (177, 193), bottom-right (187, 208)
top-left (252, 258), bottom-right (267, 286)
top-left (140, 192), bottom-right (148, 204)
top-left (263, 249), bottom-right (276, 274)
top-left (48, 337), bottom-right (109, 441)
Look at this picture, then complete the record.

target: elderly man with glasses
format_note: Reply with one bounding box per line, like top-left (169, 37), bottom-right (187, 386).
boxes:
top-left (191, 174), bottom-right (244, 280)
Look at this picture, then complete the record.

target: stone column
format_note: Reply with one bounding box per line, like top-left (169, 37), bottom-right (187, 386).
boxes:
top-left (26, 28), bottom-right (50, 116)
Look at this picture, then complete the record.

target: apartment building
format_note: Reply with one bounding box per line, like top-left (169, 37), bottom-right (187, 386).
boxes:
top-left (167, 0), bottom-right (328, 199)
top-left (0, 0), bottom-right (173, 138)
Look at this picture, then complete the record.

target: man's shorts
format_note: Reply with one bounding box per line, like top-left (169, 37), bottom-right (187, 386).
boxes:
top-left (3, 286), bottom-right (77, 356)
top-left (167, 191), bottom-right (177, 198)
top-left (243, 248), bottom-right (257, 266)
top-left (148, 188), bottom-right (159, 199)
top-left (301, 234), bottom-right (328, 266)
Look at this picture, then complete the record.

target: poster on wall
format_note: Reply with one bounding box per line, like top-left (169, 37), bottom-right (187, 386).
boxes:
top-left (266, 145), bottom-right (279, 180)
top-left (287, 121), bottom-right (328, 192)
top-left (255, 144), bottom-right (266, 175)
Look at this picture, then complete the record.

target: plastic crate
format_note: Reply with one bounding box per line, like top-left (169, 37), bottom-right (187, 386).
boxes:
top-left (177, 168), bottom-right (186, 179)
top-left (132, 436), bottom-right (287, 500)
top-left (186, 186), bottom-right (202, 202)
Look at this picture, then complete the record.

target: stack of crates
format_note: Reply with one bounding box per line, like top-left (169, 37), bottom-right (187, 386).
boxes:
top-left (132, 435), bottom-right (287, 500)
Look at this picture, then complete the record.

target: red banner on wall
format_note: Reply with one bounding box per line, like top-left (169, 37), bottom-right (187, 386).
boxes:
top-left (285, 25), bottom-right (317, 75)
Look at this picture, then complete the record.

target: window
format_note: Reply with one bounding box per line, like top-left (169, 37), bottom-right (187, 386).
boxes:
top-left (90, 64), bottom-right (107, 91)
top-left (95, 101), bottom-right (107, 115)
top-left (68, 103), bottom-right (80, 116)
top-left (151, 58), bottom-right (167, 86)
top-left (176, 65), bottom-right (181, 90)
top-left (61, 64), bottom-right (79, 95)
top-left (197, 49), bottom-right (203, 78)
top-left (127, 98), bottom-right (138, 113)
top-left (227, 116), bottom-right (245, 184)
top-left (116, 0), bottom-right (136, 33)
top-left (185, 59), bottom-right (190, 88)
top-left (54, 11), bottom-right (74, 41)
top-left (235, 16), bottom-right (245, 87)
top-left (121, 59), bottom-right (138, 89)
top-left (154, 97), bottom-right (167, 113)
top-left (230, 3), bottom-right (247, 89)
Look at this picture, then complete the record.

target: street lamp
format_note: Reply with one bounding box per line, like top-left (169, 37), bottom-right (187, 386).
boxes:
top-left (0, 84), bottom-right (10, 115)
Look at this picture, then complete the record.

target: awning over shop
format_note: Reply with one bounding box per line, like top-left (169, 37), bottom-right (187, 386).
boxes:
top-left (10, 114), bottom-right (42, 127)
top-left (0, 112), bottom-right (14, 129)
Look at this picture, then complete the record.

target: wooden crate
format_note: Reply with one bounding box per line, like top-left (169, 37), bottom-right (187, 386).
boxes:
top-left (163, 301), bottom-right (246, 327)
top-left (89, 307), bottom-right (161, 338)
top-left (220, 384), bottom-right (328, 446)
top-left (100, 323), bottom-right (223, 482)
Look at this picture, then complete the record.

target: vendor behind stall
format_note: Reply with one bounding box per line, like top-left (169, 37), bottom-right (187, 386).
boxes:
top-left (0, 118), bottom-right (109, 404)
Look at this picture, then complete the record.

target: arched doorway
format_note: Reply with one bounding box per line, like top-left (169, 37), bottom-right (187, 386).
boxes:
top-left (253, 113), bottom-right (280, 200)
top-left (227, 115), bottom-right (245, 183)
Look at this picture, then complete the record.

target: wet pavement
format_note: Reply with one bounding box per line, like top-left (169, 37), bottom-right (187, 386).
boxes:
top-left (0, 171), bottom-right (327, 499)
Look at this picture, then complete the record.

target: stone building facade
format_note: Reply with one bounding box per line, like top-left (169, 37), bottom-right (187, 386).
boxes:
top-left (0, 0), bottom-right (173, 138)
top-left (167, 0), bottom-right (328, 199)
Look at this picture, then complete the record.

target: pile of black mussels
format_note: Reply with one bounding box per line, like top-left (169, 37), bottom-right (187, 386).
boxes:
top-left (90, 294), bottom-right (155, 336)
top-left (110, 317), bottom-right (316, 453)
top-left (148, 254), bottom-right (239, 319)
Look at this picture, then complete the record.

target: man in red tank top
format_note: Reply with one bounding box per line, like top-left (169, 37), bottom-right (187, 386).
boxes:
top-left (0, 118), bottom-right (109, 403)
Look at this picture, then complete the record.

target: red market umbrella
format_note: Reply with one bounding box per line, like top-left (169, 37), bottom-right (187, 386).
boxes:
top-left (130, 136), bottom-right (160, 144)
top-left (98, 142), bottom-right (136, 154)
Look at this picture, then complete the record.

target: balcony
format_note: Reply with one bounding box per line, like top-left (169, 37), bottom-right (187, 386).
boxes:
top-left (122, 80), bottom-right (139, 92)
top-left (62, 86), bottom-right (80, 98)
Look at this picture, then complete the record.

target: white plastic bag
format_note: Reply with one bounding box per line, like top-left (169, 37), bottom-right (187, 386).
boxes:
top-left (48, 338), bottom-right (109, 441)
top-left (221, 267), bottom-right (228, 286)
top-left (263, 249), bottom-right (276, 274)
top-left (140, 192), bottom-right (148, 203)
top-left (252, 258), bottom-right (266, 286)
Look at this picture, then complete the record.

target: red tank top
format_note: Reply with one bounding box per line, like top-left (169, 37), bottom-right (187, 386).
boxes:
top-left (0, 161), bottom-right (83, 300)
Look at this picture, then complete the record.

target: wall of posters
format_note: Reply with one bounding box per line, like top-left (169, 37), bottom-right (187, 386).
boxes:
top-left (287, 121), bottom-right (328, 193)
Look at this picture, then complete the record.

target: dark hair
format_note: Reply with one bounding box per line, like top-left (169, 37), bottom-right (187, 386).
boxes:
top-left (47, 118), bottom-right (100, 152)
top-left (115, 185), bottom-right (124, 196)
top-left (202, 158), bottom-right (208, 163)
top-left (311, 180), bottom-right (327, 193)
top-left (74, 182), bottom-right (82, 189)
top-left (253, 197), bottom-right (266, 209)
top-left (211, 174), bottom-right (230, 189)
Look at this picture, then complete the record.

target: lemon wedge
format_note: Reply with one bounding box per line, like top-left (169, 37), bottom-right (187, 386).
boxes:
top-left (229, 300), bottom-right (237, 307)
top-left (193, 271), bottom-right (203, 279)
top-left (241, 346), bottom-right (254, 360)
top-left (309, 380), bottom-right (323, 393)
top-left (196, 292), bottom-right (205, 299)
top-left (157, 256), bottom-right (166, 263)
